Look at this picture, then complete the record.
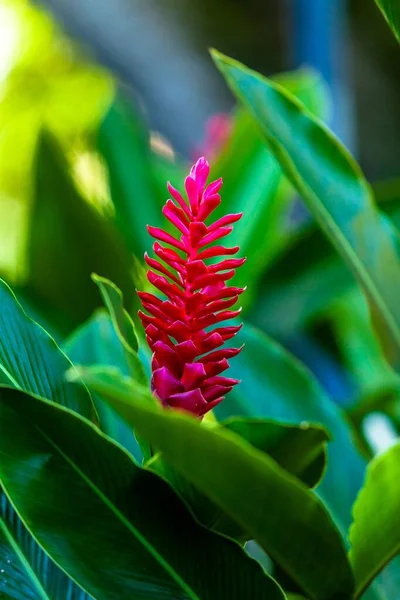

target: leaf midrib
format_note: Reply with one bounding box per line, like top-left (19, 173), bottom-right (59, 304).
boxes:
top-left (36, 426), bottom-right (199, 600)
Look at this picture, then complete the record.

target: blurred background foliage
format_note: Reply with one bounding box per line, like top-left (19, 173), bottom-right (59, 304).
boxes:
top-left (0, 0), bottom-right (400, 475)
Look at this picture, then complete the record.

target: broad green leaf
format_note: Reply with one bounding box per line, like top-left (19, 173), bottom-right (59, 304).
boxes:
top-left (97, 99), bottom-right (163, 258)
top-left (375, 0), bottom-right (400, 42)
top-left (63, 310), bottom-right (143, 462)
top-left (27, 131), bottom-right (135, 332)
top-left (349, 442), bottom-right (400, 598)
top-left (91, 274), bottom-right (146, 384)
top-left (213, 323), bottom-right (366, 533)
top-left (212, 50), bottom-right (400, 370)
top-left (149, 418), bottom-right (329, 541)
top-left (0, 489), bottom-right (90, 600)
top-left (0, 388), bottom-right (285, 600)
top-left (0, 278), bottom-right (93, 419)
top-left (71, 367), bottom-right (355, 600)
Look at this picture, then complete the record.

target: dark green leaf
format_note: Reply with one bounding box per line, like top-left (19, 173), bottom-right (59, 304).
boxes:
top-left (91, 274), bottom-right (146, 384)
top-left (149, 418), bottom-right (329, 541)
top-left (27, 131), bottom-right (135, 332)
top-left (0, 278), bottom-right (93, 419)
top-left (222, 418), bottom-right (329, 488)
top-left (212, 50), bottom-right (400, 371)
top-left (214, 323), bottom-right (366, 534)
top-left (63, 310), bottom-right (143, 462)
top-left (349, 442), bottom-right (400, 599)
top-left (0, 388), bottom-right (285, 600)
top-left (71, 367), bottom-right (354, 600)
top-left (0, 489), bottom-right (90, 600)
top-left (375, 0), bottom-right (400, 42)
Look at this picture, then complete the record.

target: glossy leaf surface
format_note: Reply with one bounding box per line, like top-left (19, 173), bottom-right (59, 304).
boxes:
top-left (0, 278), bottom-right (93, 419)
top-left (213, 323), bottom-right (366, 533)
top-left (72, 366), bottom-right (354, 600)
top-left (0, 388), bottom-right (284, 600)
top-left (0, 489), bottom-right (90, 600)
top-left (150, 418), bottom-right (329, 541)
top-left (212, 50), bottom-right (400, 370)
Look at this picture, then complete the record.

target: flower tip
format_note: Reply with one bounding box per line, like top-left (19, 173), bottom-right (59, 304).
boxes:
top-left (190, 156), bottom-right (211, 184)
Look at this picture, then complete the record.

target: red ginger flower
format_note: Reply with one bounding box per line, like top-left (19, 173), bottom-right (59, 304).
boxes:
top-left (138, 157), bottom-right (245, 417)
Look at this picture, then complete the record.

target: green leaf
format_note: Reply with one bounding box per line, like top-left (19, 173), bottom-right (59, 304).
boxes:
top-left (375, 0), bottom-right (400, 42)
top-left (333, 290), bottom-right (400, 397)
top-left (255, 180), bottom-right (400, 336)
top-left (222, 418), bottom-right (329, 489)
top-left (0, 489), bottom-right (90, 600)
top-left (27, 131), bottom-right (136, 333)
top-left (149, 418), bottom-right (329, 543)
top-left (214, 323), bottom-right (366, 533)
top-left (0, 388), bottom-right (285, 600)
top-left (349, 442), bottom-right (400, 598)
top-left (63, 310), bottom-right (143, 462)
top-left (91, 274), bottom-right (146, 384)
top-left (211, 50), bottom-right (400, 371)
top-left (97, 99), bottom-right (163, 258)
top-left (210, 69), bottom-right (328, 308)
top-left (71, 367), bottom-right (354, 600)
top-left (0, 278), bottom-right (93, 420)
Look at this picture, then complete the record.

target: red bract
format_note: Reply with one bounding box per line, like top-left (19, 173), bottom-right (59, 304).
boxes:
top-left (138, 157), bottom-right (245, 416)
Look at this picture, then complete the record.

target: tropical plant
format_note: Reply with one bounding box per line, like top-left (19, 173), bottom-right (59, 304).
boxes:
top-left (1, 1), bottom-right (400, 599)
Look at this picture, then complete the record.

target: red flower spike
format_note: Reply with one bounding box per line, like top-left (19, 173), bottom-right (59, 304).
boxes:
top-left (138, 157), bottom-right (245, 417)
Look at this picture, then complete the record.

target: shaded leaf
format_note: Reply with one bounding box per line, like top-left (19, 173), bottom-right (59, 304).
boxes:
top-left (0, 489), bottom-right (90, 600)
top-left (63, 310), bottom-right (143, 462)
top-left (91, 274), bottom-right (146, 384)
top-left (0, 388), bottom-right (285, 600)
top-left (0, 278), bottom-right (93, 419)
top-left (214, 323), bottom-right (366, 533)
top-left (149, 418), bottom-right (329, 541)
top-left (375, 0), bottom-right (400, 42)
top-left (27, 131), bottom-right (135, 332)
top-left (71, 366), bottom-right (354, 600)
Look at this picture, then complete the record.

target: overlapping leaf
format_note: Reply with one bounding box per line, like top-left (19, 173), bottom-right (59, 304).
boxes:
top-left (150, 418), bottom-right (329, 541)
top-left (70, 366), bottom-right (354, 600)
top-left (0, 388), bottom-right (285, 600)
top-left (0, 278), bottom-right (93, 419)
top-left (213, 323), bottom-right (366, 533)
top-left (212, 50), bottom-right (400, 371)
top-left (0, 489), bottom-right (90, 600)
top-left (63, 310), bottom-right (143, 462)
